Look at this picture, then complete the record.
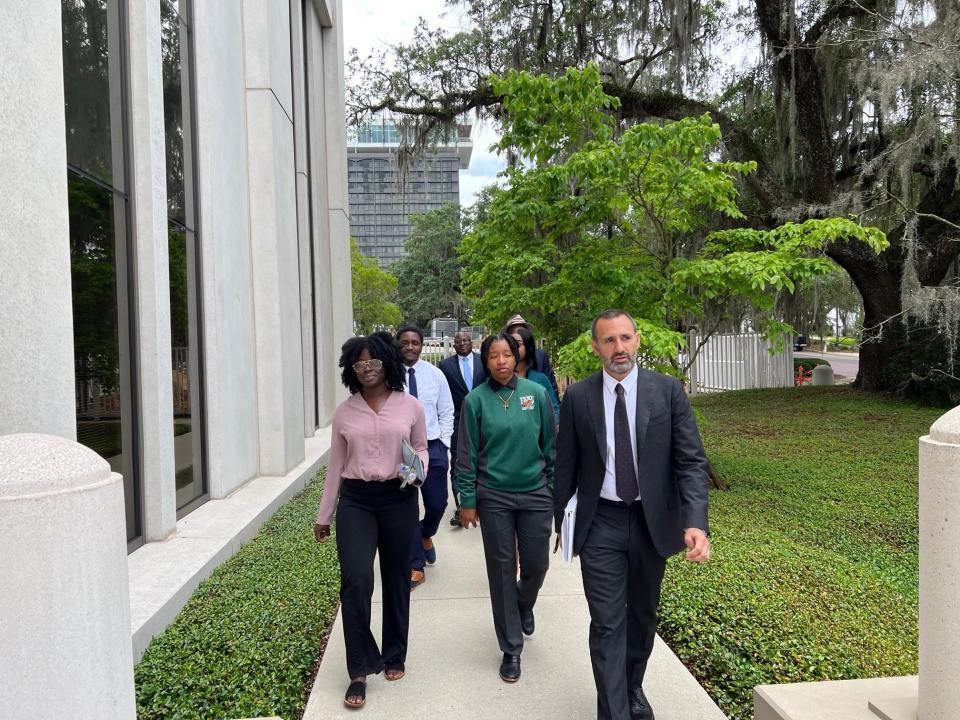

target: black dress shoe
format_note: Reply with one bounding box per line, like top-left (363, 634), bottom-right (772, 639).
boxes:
top-left (519, 604), bottom-right (535, 636)
top-left (499, 653), bottom-right (521, 682)
top-left (449, 509), bottom-right (461, 527)
top-left (629, 686), bottom-right (655, 720)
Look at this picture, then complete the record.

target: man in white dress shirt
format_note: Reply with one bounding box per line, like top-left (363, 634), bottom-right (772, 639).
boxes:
top-left (397, 325), bottom-right (455, 589)
top-left (553, 310), bottom-right (710, 719)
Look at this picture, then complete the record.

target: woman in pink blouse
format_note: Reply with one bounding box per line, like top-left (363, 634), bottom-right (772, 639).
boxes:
top-left (314, 333), bottom-right (429, 709)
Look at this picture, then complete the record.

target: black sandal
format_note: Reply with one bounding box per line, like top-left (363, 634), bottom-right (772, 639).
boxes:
top-left (344, 680), bottom-right (366, 709)
top-left (384, 663), bottom-right (405, 681)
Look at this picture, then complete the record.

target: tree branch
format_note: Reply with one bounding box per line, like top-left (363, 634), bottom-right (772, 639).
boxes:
top-left (804, 0), bottom-right (883, 46)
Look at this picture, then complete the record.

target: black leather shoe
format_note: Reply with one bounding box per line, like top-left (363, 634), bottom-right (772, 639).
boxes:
top-left (499, 653), bottom-right (521, 683)
top-left (449, 509), bottom-right (461, 527)
top-left (629, 686), bottom-right (655, 720)
top-left (519, 604), bottom-right (535, 636)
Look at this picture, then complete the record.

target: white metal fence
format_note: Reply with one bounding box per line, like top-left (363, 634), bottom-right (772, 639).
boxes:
top-left (686, 332), bottom-right (793, 395)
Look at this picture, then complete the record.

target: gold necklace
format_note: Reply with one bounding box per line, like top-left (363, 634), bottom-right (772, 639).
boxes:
top-left (495, 387), bottom-right (516, 410)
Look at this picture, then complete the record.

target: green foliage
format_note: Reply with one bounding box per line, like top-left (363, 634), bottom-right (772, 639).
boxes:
top-left (135, 472), bottom-right (340, 720)
top-left (391, 203), bottom-right (468, 327)
top-left (351, 238), bottom-right (402, 333)
top-left (793, 357), bottom-right (831, 373)
top-left (826, 336), bottom-right (858, 349)
top-left (554, 321), bottom-right (685, 381)
top-left (663, 387), bottom-right (936, 720)
top-left (461, 66), bottom-right (888, 378)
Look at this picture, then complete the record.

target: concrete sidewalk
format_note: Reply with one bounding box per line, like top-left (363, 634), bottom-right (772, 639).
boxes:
top-left (303, 516), bottom-right (726, 720)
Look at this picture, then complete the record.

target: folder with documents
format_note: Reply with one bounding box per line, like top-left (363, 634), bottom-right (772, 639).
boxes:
top-left (400, 438), bottom-right (425, 489)
top-left (561, 492), bottom-right (577, 563)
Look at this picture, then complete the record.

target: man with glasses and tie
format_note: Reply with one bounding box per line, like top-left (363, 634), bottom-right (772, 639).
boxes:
top-left (396, 325), bottom-right (455, 589)
top-left (553, 310), bottom-right (711, 720)
top-left (438, 331), bottom-right (487, 526)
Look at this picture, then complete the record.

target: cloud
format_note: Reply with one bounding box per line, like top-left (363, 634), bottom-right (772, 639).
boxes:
top-left (343, 2), bottom-right (505, 207)
top-left (342, 1), bottom-right (458, 55)
top-left (460, 172), bottom-right (502, 206)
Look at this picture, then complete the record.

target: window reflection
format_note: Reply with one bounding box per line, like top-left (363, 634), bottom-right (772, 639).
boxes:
top-left (62, 0), bottom-right (140, 543)
top-left (161, 0), bottom-right (205, 510)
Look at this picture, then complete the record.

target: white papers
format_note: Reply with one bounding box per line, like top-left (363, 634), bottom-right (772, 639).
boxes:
top-left (561, 492), bottom-right (577, 563)
top-left (400, 438), bottom-right (425, 489)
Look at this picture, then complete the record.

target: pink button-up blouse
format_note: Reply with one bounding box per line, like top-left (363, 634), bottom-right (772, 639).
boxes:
top-left (316, 390), bottom-right (429, 525)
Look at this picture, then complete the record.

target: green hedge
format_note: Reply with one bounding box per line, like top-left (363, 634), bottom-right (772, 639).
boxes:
top-left (135, 471), bottom-right (339, 720)
top-left (793, 357), bottom-right (831, 373)
top-left (659, 387), bottom-right (938, 720)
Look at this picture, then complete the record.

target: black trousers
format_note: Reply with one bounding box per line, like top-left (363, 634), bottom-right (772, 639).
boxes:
top-left (477, 483), bottom-right (553, 656)
top-left (336, 478), bottom-right (419, 678)
top-left (579, 500), bottom-right (667, 720)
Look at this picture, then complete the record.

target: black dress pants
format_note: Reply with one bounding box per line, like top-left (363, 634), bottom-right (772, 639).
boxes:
top-left (579, 500), bottom-right (667, 720)
top-left (477, 483), bottom-right (553, 656)
top-left (336, 478), bottom-right (419, 678)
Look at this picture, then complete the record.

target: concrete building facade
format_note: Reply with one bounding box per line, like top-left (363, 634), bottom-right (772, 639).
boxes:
top-left (348, 119), bottom-right (473, 267)
top-left (0, 0), bottom-right (350, 658)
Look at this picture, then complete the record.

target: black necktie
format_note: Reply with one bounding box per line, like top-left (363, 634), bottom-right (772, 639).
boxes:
top-left (614, 383), bottom-right (637, 504)
top-left (407, 367), bottom-right (418, 398)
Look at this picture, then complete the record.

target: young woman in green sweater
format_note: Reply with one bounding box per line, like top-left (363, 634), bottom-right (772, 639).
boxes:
top-left (455, 333), bottom-right (556, 683)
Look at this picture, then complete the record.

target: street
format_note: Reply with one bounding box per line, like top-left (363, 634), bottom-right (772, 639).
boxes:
top-left (796, 350), bottom-right (859, 381)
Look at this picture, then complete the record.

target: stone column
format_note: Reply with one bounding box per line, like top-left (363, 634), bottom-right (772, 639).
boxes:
top-left (321, 0), bottom-right (353, 409)
top-left (0, 2), bottom-right (76, 440)
top-left (0, 434), bottom-right (135, 719)
top-left (812, 365), bottom-right (834, 386)
top-left (126, 0), bottom-right (177, 539)
top-left (243, 0), bottom-right (307, 476)
top-left (918, 405), bottom-right (960, 719)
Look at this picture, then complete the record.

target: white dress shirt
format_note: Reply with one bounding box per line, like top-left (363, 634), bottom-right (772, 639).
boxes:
top-left (600, 364), bottom-right (640, 502)
top-left (405, 358), bottom-right (455, 447)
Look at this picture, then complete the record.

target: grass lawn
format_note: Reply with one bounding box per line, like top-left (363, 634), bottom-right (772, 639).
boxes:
top-left (660, 386), bottom-right (941, 720)
top-left (135, 472), bottom-right (339, 720)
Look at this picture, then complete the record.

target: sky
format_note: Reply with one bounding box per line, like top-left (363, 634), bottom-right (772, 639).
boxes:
top-left (340, 1), bottom-right (506, 207)
top-left (339, 1), bottom-right (757, 207)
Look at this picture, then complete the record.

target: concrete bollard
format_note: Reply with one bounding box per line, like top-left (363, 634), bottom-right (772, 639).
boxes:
top-left (811, 364), bottom-right (834, 386)
top-left (0, 434), bottom-right (136, 719)
top-left (918, 406), bottom-right (960, 720)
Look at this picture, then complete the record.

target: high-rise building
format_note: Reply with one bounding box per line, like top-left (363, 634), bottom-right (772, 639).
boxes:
top-left (348, 119), bottom-right (473, 267)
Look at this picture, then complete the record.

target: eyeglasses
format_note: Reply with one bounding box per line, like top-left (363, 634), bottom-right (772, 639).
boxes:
top-left (352, 359), bottom-right (384, 372)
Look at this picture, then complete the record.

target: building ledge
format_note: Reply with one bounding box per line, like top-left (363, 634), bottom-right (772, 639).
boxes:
top-left (128, 426), bottom-right (332, 661)
top-left (754, 676), bottom-right (917, 720)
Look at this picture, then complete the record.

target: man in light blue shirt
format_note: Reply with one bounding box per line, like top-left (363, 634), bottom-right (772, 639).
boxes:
top-left (397, 325), bottom-right (455, 589)
top-left (438, 331), bottom-right (487, 525)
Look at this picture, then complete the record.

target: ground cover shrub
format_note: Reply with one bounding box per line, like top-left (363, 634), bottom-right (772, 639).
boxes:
top-left (793, 357), bottom-right (830, 373)
top-left (661, 387), bottom-right (940, 720)
top-left (135, 470), bottom-right (339, 720)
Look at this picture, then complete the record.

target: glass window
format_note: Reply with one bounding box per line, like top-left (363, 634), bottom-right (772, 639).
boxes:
top-left (62, 0), bottom-right (141, 546)
top-left (162, 0), bottom-right (206, 512)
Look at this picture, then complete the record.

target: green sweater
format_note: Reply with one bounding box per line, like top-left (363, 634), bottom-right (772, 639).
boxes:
top-left (454, 376), bottom-right (556, 509)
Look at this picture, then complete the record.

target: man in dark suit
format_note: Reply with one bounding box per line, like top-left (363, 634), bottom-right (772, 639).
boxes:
top-left (554, 309), bottom-right (710, 720)
top-left (438, 331), bottom-right (486, 526)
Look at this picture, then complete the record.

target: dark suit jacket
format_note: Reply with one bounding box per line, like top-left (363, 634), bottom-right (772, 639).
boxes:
top-left (438, 352), bottom-right (487, 431)
top-left (553, 368), bottom-right (709, 558)
top-left (533, 347), bottom-right (559, 398)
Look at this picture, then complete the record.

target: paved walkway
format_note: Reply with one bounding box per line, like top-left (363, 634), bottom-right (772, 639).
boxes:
top-left (303, 513), bottom-right (726, 720)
